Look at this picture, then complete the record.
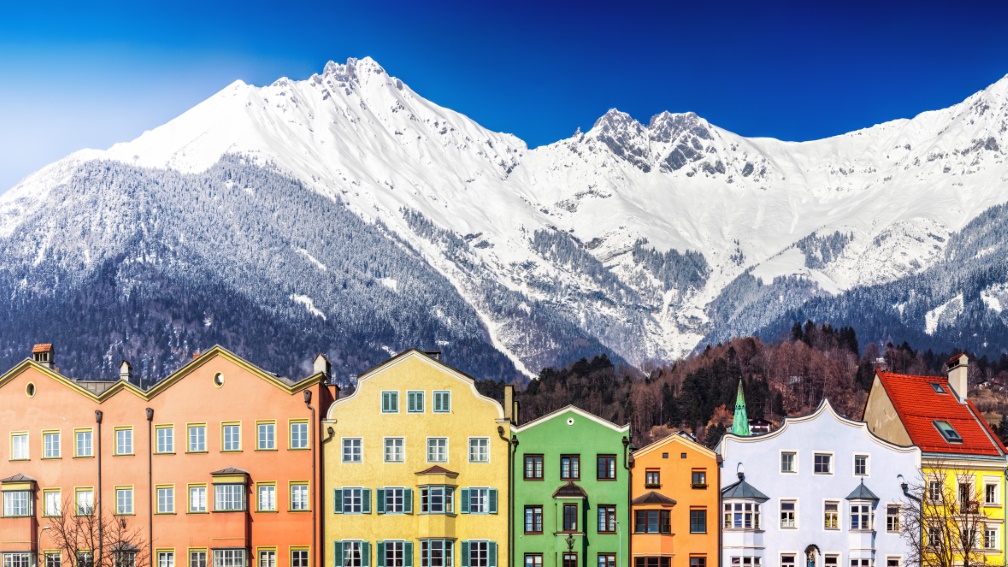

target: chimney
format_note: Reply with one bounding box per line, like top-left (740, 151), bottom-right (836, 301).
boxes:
top-left (313, 354), bottom-right (331, 380)
top-left (947, 353), bottom-right (969, 402)
top-left (504, 385), bottom-right (514, 422)
top-left (32, 344), bottom-right (54, 370)
top-left (119, 360), bottom-right (133, 382)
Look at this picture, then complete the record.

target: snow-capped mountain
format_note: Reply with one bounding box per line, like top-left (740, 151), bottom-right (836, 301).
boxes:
top-left (2, 57), bottom-right (1008, 381)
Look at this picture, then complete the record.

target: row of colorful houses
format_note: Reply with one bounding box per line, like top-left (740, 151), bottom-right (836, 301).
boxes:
top-left (0, 345), bottom-right (1003, 567)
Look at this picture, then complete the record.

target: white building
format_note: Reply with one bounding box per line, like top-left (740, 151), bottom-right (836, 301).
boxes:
top-left (716, 399), bottom-right (921, 567)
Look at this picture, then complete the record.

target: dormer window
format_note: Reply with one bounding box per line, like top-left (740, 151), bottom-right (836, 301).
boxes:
top-left (934, 420), bottom-right (963, 443)
top-left (930, 383), bottom-right (946, 394)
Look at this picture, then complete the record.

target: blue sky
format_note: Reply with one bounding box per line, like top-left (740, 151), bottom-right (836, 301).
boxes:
top-left (2, 0), bottom-right (1007, 191)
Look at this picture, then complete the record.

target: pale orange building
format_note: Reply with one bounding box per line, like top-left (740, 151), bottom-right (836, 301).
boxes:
top-left (630, 432), bottom-right (719, 567)
top-left (0, 344), bottom-right (335, 567)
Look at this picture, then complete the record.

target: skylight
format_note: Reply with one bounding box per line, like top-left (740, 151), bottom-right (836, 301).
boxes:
top-left (930, 383), bottom-right (946, 394)
top-left (934, 420), bottom-right (963, 443)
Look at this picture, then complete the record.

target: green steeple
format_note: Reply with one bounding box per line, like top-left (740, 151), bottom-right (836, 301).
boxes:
top-left (732, 379), bottom-right (750, 436)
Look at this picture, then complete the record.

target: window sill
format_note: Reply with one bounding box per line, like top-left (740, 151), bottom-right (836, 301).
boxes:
top-left (73, 455), bottom-right (95, 459)
top-left (186, 511), bottom-right (209, 515)
top-left (288, 509), bottom-right (311, 513)
top-left (42, 456), bottom-right (61, 460)
top-left (154, 512), bottom-right (177, 516)
top-left (154, 452), bottom-right (176, 456)
top-left (644, 484), bottom-right (661, 489)
top-left (186, 451), bottom-right (208, 455)
top-left (288, 448), bottom-right (310, 452)
top-left (691, 484), bottom-right (708, 489)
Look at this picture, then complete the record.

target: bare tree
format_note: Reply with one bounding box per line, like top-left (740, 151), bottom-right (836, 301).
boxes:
top-left (899, 462), bottom-right (991, 567)
top-left (47, 498), bottom-right (149, 567)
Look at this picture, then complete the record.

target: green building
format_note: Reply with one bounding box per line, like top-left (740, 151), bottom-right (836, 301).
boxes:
top-left (511, 406), bottom-right (631, 567)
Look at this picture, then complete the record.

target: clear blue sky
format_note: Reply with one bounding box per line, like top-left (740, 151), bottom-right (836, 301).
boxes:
top-left (2, 0), bottom-right (1007, 191)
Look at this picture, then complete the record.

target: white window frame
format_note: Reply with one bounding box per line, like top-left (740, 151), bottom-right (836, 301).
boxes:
top-left (342, 438), bottom-right (362, 463)
top-left (189, 485), bottom-right (207, 513)
top-left (116, 487), bottom-right (134, 515)
top-left (2, 490), bottom-right (31, 517)
top-left (157, 486), bottom-right (174, 513)
top-left (257, 422), bottom-right (276, 451)
top-left (985, 480), bottom-right (1000, 505)
top-left (213, 483), bottom-right (246, 512)
top-left (115, 428), bottom-right (133, 456)
top-left (75, 429), bottom-right (93, 457)
top-left (779, 450), bottom-right (797, 474)
top-left (155, 426), bottom-right (174, 454)
top-left (469, 437), bottom-right (490, 463)
top-left (779, 499), bottom-right (797, 529)
top-left (290, 421), bottom-right (309, 450)
top-left (290, 483), bottom-right (309, 511)
top-left (384, 437), bottom-right (405, 463)
top-left (853, 453), bottom-right (869, 476)
top-left (813, 452), bottom-right (833, 475)
top-left (824, 500), bottom-right (840, 530)
top-left (427, 437), bottom-right (448, 463)
top-left (43, 431), bottom-right (61, 458)
top-left (11, 432), bottom-right (28, 460)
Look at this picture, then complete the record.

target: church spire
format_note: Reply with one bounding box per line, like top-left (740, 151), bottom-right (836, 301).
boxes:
top-left (732, 379), bottom-right (750, 436)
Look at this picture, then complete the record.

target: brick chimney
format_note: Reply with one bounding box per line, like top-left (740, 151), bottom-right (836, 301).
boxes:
top-left (947, 353), bottom-right (969, 402)
top-left (32, 344), bottom-right (54, 370)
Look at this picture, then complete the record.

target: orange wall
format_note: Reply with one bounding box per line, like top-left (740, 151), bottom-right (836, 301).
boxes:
top-left (0, 348), bottom-right (333, 567)
top-left (631, 434), bottom-right (719, 567)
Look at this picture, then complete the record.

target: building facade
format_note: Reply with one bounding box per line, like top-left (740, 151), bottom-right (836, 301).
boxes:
top-left (630, 432), bottom-right (719, 567)
top-left (322, 350), bottom-right (512, 567)
top-left (512, 406), bottom-right (630, 567)
top-left (0, 344), bottom-right (334, 567)
top-left (717, 399), bottom-right (920, 567)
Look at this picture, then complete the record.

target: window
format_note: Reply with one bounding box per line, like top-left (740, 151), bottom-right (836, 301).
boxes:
top-left (188, 424), bottom-right (206, 453)
top-left (115, 552), bottom-right (136, 567)
top-left (525, 555), bottom-right (543, 567)
top-left (723, 502), bottom-right (760, 529)
top-left (563, 503), bottom-right (578, 531)
top-left (433, 391), bottom-right (451, 413)
top-left (563, 555), bottom-right (578, 567)
top-left (379, 487), bottom-right (411, 514)
top-left (116, 487), bottom-right (134, 515)
top-left (44, 431), bottom-right (60, 458)
top-left (257, 422), bottom-right (276, 450)
top-left (214, 484), bottom-right (246, 512)
top-left (851, 503), bottom-right (872, 530)
top-left (336, 487), bottom-right (371, 514)
top-left (959, 482), bottom-right (975, 509)
top-left (780, 555), bottom-right (795, 567)
top-left (342, 438), bottom-right (362, 463)
top-left (76, 488), bottom-right (94, 515)
top-left (813, 453), bottom-right (832, 474)
top-left (525, 506), bottom-right (543, 533)
top-left (190, 551), bottom-right (206, 567)
top-left (408, 391), bottom-right (425, 413)
top-left (428, 438), bottom-right (448, 463)
top-left (382, 391), bottom-right (399, 413)
top-left (4, 554), bottom-right (31, 567)
top-left (824, 501), bottom-right (839, 529)
top-left (212, 550), bottom-right (246, 567)
top-left (780, 451), bottom-right (796, 473)
top-left (780, 500), bottom-right (796, 528)
top-left (930, 382), bottom-right (946, 393)
top-left (645, 470), bottom-right (660, 487)
top-left (465, 541), bottom-right (494, 567)
top-left (2, 490), bottom-right (31, 517)
top-left (115, 427), bottom-right (133, 455)
top-left (690, 508), bottom-right (707, 533)
top-left (854, 454), bottom-right (868, 476)
top-left (259, 551), bottom-right (275, 567)
top-left (222, 423), bottom-right (241, 452)
top-left (44, 489), bottom-right (61, 516)
top-left (886, 504), bottom-right (900, 532)
top-left (634, 559), bottom-right (670, 567)
top-left (189, 485), bottom-right (207, 513)
top-left (290, 421), bottom-right (309, 450)
top-left (927, 525), bottom-right (942, 549)
top-left (934, 420), bottom-right (963, 443)
top-left (728, 559), bottom-right (760, 567)
top-left (469, 438), bottom-right (490, 463)
top-left (258, 483), bottom-right (276, 511)
top-left (384, 437), bottom-right (405, 462)
top-left (689, 558), bottom-right (706, 567)
top-left (596, 455), bottom-right (616, 480)
top-left (691, 470), bottom-right (707, 488)
top-left (885, 559), bottom-right (900, 567)
top-left (45, 553), bottom-right (61, 567)
top-left (156, 426), bottom-right (174, 454)
top-left (598, 555), bottom-right (616, 567)
top-left (420, 540), bottom-right (453, 567)
top-left (337, 542), bottom-right (365, 567)
top-left (290, 483), bottom-right (309, 511)
top-left (634, 509), bottom-right (671, 534)
top-left (11, 433), bottom-right (28, 460)
top-left (524, 455), bottom-right (543, 479)
top-left (77, 554), bottom-right (94, 567)
top-left (560, 455), bottom-right (580, 480)
top-left (598, 505), bottom-right (616, 533)
top-left (291, 549), bottom-right (309, 567)
top-left (985, 526), bottom-right (999, 550)
top-left (75, 429), bottom-right (93, 457)
top-left (824, 555), bottom-right (839, 567)
top-left (420, 486), bottom-right (453, 514)
top-left (158, 552), bottom-right (174, 567)
top-left (850, 560), bottom-right (870, 567)
top-left (986, 482), bottom-right (999, 505)
top-left (381, 542), bottom-right (406, 567)
top-left (928, 480), bottom-right (942, 502)
top-left (157, 486), bottom-right (174, 513)
top-left (463, 487), bottom-right (496, 514)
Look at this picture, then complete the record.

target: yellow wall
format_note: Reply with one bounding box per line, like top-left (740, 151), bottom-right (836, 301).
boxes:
top-left (921, 459), bottom-right (1006, 565)
top-left (323, 351), bottom-right (510, 567)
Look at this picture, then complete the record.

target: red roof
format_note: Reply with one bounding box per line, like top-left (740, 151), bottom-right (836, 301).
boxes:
top-left (877, 371), bottom-right (1008, 457)
top-left (32, 343), bottom-right (52, 354)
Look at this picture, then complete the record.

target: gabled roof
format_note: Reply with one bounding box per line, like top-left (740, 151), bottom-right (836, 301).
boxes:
top-left (0, 474), bottom-right (35, 483)
top-left (846, 479), bottom-right (879, 501)
top-left (415, 465), bottom-right (459, 477)
top-left (512, 404), bottom-right (629, 434)
top-left (633, 428), bottom-right (716, 461)
top-left (721, 475), bottom-right (769, 502)
top-left (631, 491), bottom-right (677, 507)
top-left (553, 481), bottom-right (589, 499)
top-left (210, 467), bottom-right (249, 476)
top-left (875, 371), bottom-right (1007, 457)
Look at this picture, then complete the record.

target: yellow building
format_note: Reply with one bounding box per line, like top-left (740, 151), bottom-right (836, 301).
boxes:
top-left (323, 350), bottom-right (514, 567)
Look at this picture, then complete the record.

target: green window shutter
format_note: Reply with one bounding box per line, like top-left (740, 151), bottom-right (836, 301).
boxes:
top-left (488, 543), bottom-right (496, 567)
top-left (377, 489), bottom-right (385, 514)
top-left (489, 489), bottom-right (498, 514)
top-left (362, 543), bottom-right (370, 567)
top-left (460, 489), bottom-right (470, 514)
top-left (461, 542), bottom-right (470, 567)
top-left (333, 542), bottom-right (343, 567)
top-left (404, 542), bottom-right (414, 567)
top-left (362, 489), bottom-right (372, 514)
top-left (404, 489), bottom-right (413, 514)
top-left (376, 542), bottom-right (385, 567)
top-left (334, 489), bottom-right (343, 514)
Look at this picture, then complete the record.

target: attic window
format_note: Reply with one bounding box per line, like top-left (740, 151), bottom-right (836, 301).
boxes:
top-left (930, 383), bottom-right (946, 394)
top-left (934, 420), bottom-right (963, 443)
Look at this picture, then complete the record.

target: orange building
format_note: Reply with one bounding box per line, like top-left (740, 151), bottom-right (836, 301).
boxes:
top-left (630, 432), bottom-right (719, 567)
top-left (0, 344), bottom-right (334, 567)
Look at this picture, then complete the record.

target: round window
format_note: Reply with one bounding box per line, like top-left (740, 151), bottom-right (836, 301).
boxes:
top-left (25, 383), bottom-right (35, 397)
top-left (214, 373), bottom-right (224, 387)
top-left (566, 417), bottom-right (575, 426)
